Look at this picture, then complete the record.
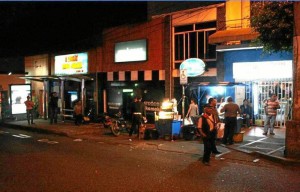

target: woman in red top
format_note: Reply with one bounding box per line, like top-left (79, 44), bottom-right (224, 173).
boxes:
top-left (24, 96), bottom-right (35, 125)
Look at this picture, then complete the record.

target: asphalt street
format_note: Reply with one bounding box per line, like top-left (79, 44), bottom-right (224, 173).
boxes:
top-left (1, 127), bottom-right (300, 192)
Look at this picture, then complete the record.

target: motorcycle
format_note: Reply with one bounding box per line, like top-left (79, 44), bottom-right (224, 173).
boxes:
top-left (110, 112), bottom-right (130, 136)
top-left (97, 112), bottom-right (129, 136)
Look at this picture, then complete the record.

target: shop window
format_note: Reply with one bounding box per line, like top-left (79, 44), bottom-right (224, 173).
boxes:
top-left (195, 21), bottom-right (216, 30)
top-left (197, 32), bottom-right (205, 59)
top-left (174, 24), bottom-right (193, 33)
top-left (175, 34), bottom-right (184, 61)
top-left (189, 32), bottom-right (197, 58)
top-left (174, 21), bottom-right (216, 67)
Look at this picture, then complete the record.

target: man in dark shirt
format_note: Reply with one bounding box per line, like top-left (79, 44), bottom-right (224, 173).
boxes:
top-left (129, 96), bottom-right (146, 137)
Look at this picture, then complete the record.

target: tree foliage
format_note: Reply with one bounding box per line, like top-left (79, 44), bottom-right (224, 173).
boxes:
top-left (251, 1), bottom-right (294, 53)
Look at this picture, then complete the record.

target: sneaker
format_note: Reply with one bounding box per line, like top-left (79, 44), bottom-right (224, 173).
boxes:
top-left (270, 132), bottom-right (275, 135)
top-left (263, 132), bottom-right (267, 136)
top-left (212, 151), bottom-right (222, 155)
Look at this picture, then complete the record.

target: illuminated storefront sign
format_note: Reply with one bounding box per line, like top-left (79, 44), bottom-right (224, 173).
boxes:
top-left (54, 52), bottom-right (88, 75)
top-left (115, 39), bottom-right (147, 63)
top-left (10, 84), bottom-right (31, 114)
top-left (233, 60), bottom-right (292, 81)
top-left (179, 58), bottom-right (206, 77)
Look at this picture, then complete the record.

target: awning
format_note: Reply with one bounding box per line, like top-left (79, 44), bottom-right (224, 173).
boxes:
top-left (209, 28), bottom-right (259, 44)
top-left (19, 75), bottom-right (93, 82)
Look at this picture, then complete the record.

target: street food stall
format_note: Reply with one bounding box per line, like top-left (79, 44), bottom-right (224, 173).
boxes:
top-left (156, 99), bottom-right (181, 139)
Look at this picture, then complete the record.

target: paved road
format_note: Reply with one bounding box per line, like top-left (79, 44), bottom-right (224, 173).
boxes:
top-left (1, 127), bottom-right (300, 192)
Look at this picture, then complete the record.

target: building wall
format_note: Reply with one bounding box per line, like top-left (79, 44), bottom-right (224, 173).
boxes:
top-left (0, 75), bottom-right (25, 91)
top-left (101, 18), bottom-right (165, 72)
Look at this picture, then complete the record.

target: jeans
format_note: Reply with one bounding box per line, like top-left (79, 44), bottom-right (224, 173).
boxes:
top-left (26, 109), bottom-right (34, 124)
top-left (49, 107), bottom-right (58, 124)
top-left (264, 115), bottom-right (276, 134)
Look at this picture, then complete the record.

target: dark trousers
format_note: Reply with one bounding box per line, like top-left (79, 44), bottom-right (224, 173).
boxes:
top-left (26, 109), bottom-right (34, 124)
top-left (222, 117), bottom-right (237, 144)
top-left (49, 107), bottom-right (58, 124)
top-left (130, 114), bottom-right (142, 136)
top-left (210, 129), bottom-right (219, 153)
top-left (202, 132), bottom-right (215, 163)
top-left (74, 114), bottom-right (83, 125)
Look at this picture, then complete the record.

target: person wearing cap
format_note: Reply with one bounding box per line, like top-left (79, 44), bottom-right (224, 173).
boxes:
top-left (197, 104), bottom-right (217, 166)
top-left (129, 96), bottom-right (146, 137)
top-left (220, 96), bottom-right (241, 145)
top-left (24, 96), bottom-right (35, 125)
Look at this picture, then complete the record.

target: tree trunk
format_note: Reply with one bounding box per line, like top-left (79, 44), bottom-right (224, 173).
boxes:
top-left (285, 2), bottom-right (300, 159)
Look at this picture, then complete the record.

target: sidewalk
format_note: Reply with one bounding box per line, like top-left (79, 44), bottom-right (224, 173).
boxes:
top-left (1, 118), bottom-right (299, 165)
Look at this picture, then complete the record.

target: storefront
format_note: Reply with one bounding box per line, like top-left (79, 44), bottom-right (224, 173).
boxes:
top-left (99, 70), bottom-right (165, 123)
top-left (219, 47), bottom-right (293, 127)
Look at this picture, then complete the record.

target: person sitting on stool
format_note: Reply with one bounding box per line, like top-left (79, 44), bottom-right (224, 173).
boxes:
top-left (240, 99), bottom-right (252, 128)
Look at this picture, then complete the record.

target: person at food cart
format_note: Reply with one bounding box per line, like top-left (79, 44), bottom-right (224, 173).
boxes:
top-left (208, 98), bottom-right (222, 155)
top-left (24, 96), bottom-right (35, 125)
top-left (129, 96), bottom-right (146, 137)
top-left (240, 99), bottom-right (252, 128)
top-left (197, 104), bottom-right (217, 166)
top-left (263, 94), bottom-right (280, 136)
top-left (220, 97), bottom-right (241, 145)
top-left (186, 98), bottom-right (199, 125)
top-left (217, 96), bottom-right (230, 121)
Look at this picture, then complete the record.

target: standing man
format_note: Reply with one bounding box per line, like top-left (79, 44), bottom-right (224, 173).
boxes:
top-left (208, 98), bottom-right (222, 154)
top-left (24, 96), bottom-right (35, 125)
top-left (197, 104), bottom-right (217, 166)
top-left (129, 96), bottom-right (146, 137)
top-left (49, 92), bottom-right (59, 125)
top-left (263, 94), bottom-right (280, 135)
top-left (220, 97), bottom-right (241, 145)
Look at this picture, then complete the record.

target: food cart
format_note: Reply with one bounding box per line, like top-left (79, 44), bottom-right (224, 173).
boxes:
top-left (156, 99), bottom-right (181, 140)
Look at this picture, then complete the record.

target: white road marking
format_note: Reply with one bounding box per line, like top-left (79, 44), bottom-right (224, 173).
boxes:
top-left (38, 139), bottom-right (49, 142)
top-left (47, 141), bottom-right (59, 144)
top-left (38, 138), bottom-right (58, 144)
top-left (12, 134), bottom-right (31, 138)
top-left (0, 131), bottom-right (10, 134)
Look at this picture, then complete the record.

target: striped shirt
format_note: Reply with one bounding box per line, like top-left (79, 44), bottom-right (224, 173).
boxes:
top-left (264, 99), bottom-right (280, 116)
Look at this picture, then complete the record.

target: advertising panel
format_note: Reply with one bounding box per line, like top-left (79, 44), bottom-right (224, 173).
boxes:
top-left (10, 84), bottom-right (31, 114)
top-left (115, 39), bottom-right (147, 63)
top-left (55, 52), bottom-right (88, 75)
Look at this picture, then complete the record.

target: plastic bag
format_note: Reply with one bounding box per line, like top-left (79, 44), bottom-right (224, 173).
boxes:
top-left (184, 117), bottom-right (193, 125)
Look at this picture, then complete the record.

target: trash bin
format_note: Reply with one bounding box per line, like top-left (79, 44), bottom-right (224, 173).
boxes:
top-left (172, 120), bottom-right (181, 137)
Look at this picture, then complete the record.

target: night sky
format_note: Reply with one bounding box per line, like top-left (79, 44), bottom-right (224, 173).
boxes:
top-left (0, 2), bottom-right (148, 58)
